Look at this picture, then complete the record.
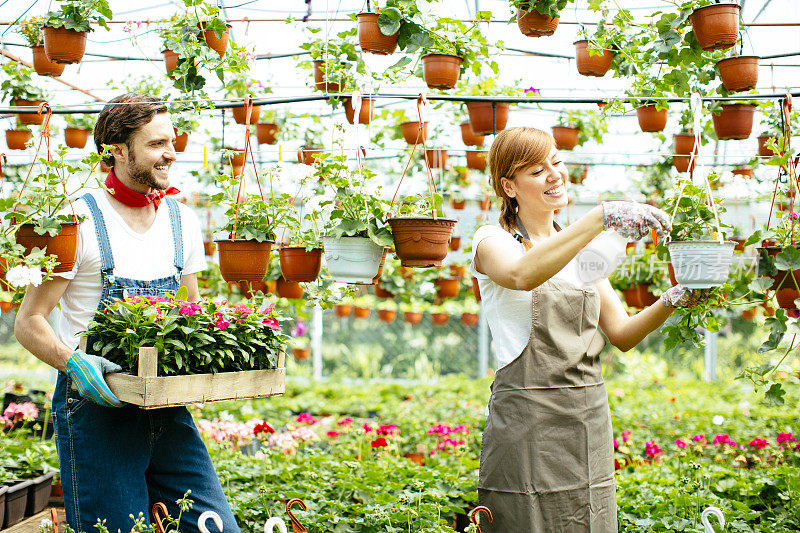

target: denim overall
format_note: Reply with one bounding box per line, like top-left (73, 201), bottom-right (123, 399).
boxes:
top-left (52, 193), bottom-right (240, 533)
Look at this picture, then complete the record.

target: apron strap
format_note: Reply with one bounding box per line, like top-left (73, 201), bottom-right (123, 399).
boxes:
top-left (165, 197), bottom-right (184, 280)
top-left (80, 193), bottom-right (115, 276)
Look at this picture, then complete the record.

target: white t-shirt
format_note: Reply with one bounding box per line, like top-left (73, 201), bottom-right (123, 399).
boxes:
top-left (54, 190), bottom-right (207, 349)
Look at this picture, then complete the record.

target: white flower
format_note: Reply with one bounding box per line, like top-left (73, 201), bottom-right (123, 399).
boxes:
top-left (712, 415), bottom-right (724, 425)
top-left (5, 265), bottom-right (43, 288)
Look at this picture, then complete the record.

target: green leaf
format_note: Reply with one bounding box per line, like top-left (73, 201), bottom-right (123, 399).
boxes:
top-left (748, 277), bottom-right (773, 293)
top-left (764, 383), bottom-right (786, 406)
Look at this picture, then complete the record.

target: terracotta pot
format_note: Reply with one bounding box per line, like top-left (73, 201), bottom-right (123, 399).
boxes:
top-left (435, 278), bottom-right (460, 299)
top-left (479, 195), bottom-right (492, 211)
top-left (689, 3), bottom-right (740, 51)
top-left (279, 246), bottom-right (323, 282)
top-left (574, 40), bottom-right (614, 77)
top-left (357, 12), bottom-right (399, 55)
top-left (238, 281), bottom-right (267, 299)
top-left (623, 284), bottom-right (658, 309)
top-left (173, 130), bottom-right (188, 152)
top-left (293, 347), bottom-right (311, 361)
top-left (776, 287), bottom-right (800, 310)
top-left (31, 45), bottom-right (65, 76)
top-left (276, 277), bottom-right (304, 299)
top-left (431, 312), bottom-right (450, 326)
top-left (466, 150), bottom-right (487, 171)
top-left (15, 222), bottom-right (79, 272)
top-left (265, 279), bottom-right (277, 295)
top-left (449, 236), bottom-right (461, 251)
top-left (461, 312), bottom-right (479, 327)
top-left (378, 309), bottom-right (397, 323)
top-left (472, 277), bottom-right (481, 301)
top-left (421, 54), bottom-right (462, 90)
top-left (672, 155), bottom-right (696, 173)
top-left (199, 23), bottom-right (231, 58)
top-left (516, 7), bottom-right (559, 37)
top-left (232, 105), bottom-right (261, 125)
top-left (43, 26), bottom-right (88, 64)
top-left (674, 133), bottom-right (697, 155)
top-left (334, 304), bottom-right (352, 317)
top-left (450, 265), bottom-right (466, 279)
top-left (388, 217), bottom-right (456, 267)
top-left (712, 104), bottom-right (755, 140)
top-left (731, 238), bottom-right (745, 252)
top-left (14, 99), bottom-right (45, 126)
top-left (551, 126), bottom-right (579, 151)
top-left (459, 122), bottom-right (484, 146)
top-left (162, 49), bottom-right (179, 75)
top-left (6, 130), bottom-right (32, 150)
top-left (401, 121), bottom-right (427, 145)
top-left (757, 247), bottom-right (800, 294)
top-left (344, 97), bottom-right (375, 125)
top-left (203, 241), bottom-right (216, 256)
top-left (64, 128), bottom-right (90, 149)
top-left (297, 147), bottom-right (324, 165)
top-left (636, 105), bottom-right (668, 133)
top-left (353, 306), bottom-right (371, 319)
top-left (758, 135), bottom-right (774, 157)
top-left (256, 123), bottom-right (279, 144)
top-left (732, 167), bottom-right (753, 179)
top-left (425, 149), bottom-right (447, 169)
top-left (227, 149), bottom-right (246, 169)
top-left (741, 308), bottom-right (756, 321)
top-left (374, 283), bottom-right (395, 299)
top-left (215, 239), bottom-right (273, 282)
top-left (466, 101), bottom-right (509, 135)
top-left (762, 300), bottom-right (776, 317)
top-left (404, 451), bottom-right (426, 465)
top-left (312, 60), bottom-right (345, 92)
top-left (717, 55), bottom-right (759, 92)
top-left (100, 160), bottom-right (112, 173)
top-left (404, 311), bottom-right (423, 325)
top-left (450, 198), bottom-right (466, 210)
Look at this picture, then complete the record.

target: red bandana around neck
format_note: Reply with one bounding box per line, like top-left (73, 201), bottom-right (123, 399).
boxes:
top-left (105, 169), bottom-right (180, 211)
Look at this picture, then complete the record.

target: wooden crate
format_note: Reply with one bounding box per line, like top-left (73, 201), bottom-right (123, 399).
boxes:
top-left (79, 339), bottom-right (285, 409)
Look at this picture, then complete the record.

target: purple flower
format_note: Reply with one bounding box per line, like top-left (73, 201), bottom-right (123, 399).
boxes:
top-left (291, 321), bottom-right (306, 337)
top-left (524, 86), bottom-right (541, 95)
top-left (788, 212), bottom-right (799, 220)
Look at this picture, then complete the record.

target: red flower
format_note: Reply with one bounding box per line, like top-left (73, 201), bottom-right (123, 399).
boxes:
top-left (327, 430), bottom-right (340, 438)
top-left (253, 421), bottom-right (275, 436)
top-left (614, 458), bottom-right (622, 470)
top-left (370, 437), bottom-right (388, 448)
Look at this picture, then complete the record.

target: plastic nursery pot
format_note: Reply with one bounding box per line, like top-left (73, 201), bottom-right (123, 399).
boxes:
top-left (203, 241), bottom-right (216, 256)
top-left (435, 278), bottom-right (460, 299)
top-left (450, 198), bottom-right (466, 210)
top-left (6, 130), bottom-right (32, 150)
top-left (466, 101), bottom-right (510, 135)
top-left (461, 312), bottom-right (479, 327)
top-left (450, 264), bottom-right (466, 279)
top-left (431, 312), bottom-right (450, 326)
top-left (279, 246), bottom-right (323, 282)
top-left (334, 304), bottom-right (352, 317)
top-left (672, 155), bottom-right (696, 173)
top-left (297, 147), bottom-right (324, 166)
top-left (460, 122), bottom-right (485, 147)
top-left (449, 236), bottom-right (461, 251)
top-left (622, 284), bottom-right (658, 309)
top-left (674, 133), bottom-right (697, 155)
top-left (401, 121), bottom-right (428, 145)
top-left (322, 236), bottom-right (384, 284)
top-left (198, 23), bottom-right (231, 58)
top-left (43, 26), bottom-right (88, 64)
top-left (717, 56), bottom-right (759, 92)
top-left (276, 276), bottom-right (304, 299)
top-left (712, 104), bottom-right (755, 140)
top-left (666, 241), bottom-right (735, 288)
top-left (551, 126), bottom-right (579, 151)
top-left (378, 309), bottom-right (396, 323)
top-left (13, 99), bottom-right (46, 126)
top-left (344, 97), bottom-right (375, 125)
top-left (256, 123), bottom-right (279, 144)
top-left (3, 480), bottom-right (32, 528)
top-left (689, 3), bottom-right (740, 51)
top-left (756, 246), bottom-right (800, 294)
top-left (215, 239), bottom-right (273, 282)
top-left (31, 45), bottom-right (65, 76)
top-left (173, 130), bottom-right (189, 152)
top-left (388, 217), bottom-right (456, 268)
top-left (757, 135), bottom-right (774, 157)
top-left (421, 54), bottom-right (462, 90)
top-left (374, 282), bottom-right (395, 299)
top-left (353, 306), bottom-right (371, 319)
top-left (232, 104), bottom-right (261, 125)
top-left (237, 281), bottom-right (267, 299)
top-left (15, 222), bottom-right (79, 273)
top-left (312, 60), bottom-right (346, 92)
top-left (466, 150), bottom-right (487, 171)
top-left (292, 347), bottom-right (311, 361)
top-left (403, 311), bottom-right (423, 325)
top-left (425, 149), bottom-right (448, 169)
top-left (62, 128), bottom-right (89, 149)
top-left (574, 40), bottom-right (614, 77)
top-left (356, 12), bottom-right (400, 55)
top-left (163, 48), bottom-right (178, 73)
top-left (636, 105), bottom-right (668, 133)
top-left (516, 7), bottom-right (559, 37)
top-left (25, 471), bottom-right (55, 516)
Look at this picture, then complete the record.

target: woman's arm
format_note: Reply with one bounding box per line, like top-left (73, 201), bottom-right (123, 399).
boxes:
top-left (596, 279), bottom-right (673, 352)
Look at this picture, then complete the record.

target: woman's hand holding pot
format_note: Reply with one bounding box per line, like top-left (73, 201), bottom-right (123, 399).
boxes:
top-left (601, 201), bottom-right (672, 240)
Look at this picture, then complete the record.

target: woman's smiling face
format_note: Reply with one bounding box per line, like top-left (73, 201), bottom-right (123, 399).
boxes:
top-left (503, 146), bottom-right (569, 213)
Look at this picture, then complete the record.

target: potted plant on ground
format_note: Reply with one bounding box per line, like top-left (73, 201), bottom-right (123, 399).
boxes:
top-left (42, 0), bottom-right (113, 64)
top-left (16, 18), bottom-right (65, 77)
top-left (510, 0), bottom-right (574, 37)
top-left (1, 64), bottom-right (47, 126)
top-left (63, 114), bottom-right (95, 149)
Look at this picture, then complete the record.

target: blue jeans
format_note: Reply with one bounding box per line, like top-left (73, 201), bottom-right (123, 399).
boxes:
top-left (53, 373), bottom-right (240, 533)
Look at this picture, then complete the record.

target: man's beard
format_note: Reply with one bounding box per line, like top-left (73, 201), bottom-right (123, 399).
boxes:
top-left (127, 148), bottom-right (166, 191)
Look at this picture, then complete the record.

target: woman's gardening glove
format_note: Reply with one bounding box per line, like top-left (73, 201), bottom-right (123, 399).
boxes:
top-left (65, 349), bottom-right (124, 408)
top-left (660, 285), bottom-right (713, 309)
top-left (602, 201), bottom-right (672, 240)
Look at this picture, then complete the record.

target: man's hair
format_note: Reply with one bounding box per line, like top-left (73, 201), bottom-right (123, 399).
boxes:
top-left (94, 93), bottom-right (168, 167)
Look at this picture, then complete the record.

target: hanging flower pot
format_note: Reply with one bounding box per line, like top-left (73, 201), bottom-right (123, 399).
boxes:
top-left (622, 284), bottom-right (658, 309)
top-left (356, 12), bottom-right (400, 55)
top-left (689, 3), bottom-right (740, 52)
top-left (297, 147), bottom-right (324, 166)
top-left (435, 278), bottom-right (460, 299)
top-left (466, 101), bottom-right (510, 135)
top-left (14, 100), bottom-right (45, 126)
top-left (516, 8), bottom-right (559, 37)
top-left (344, 97), bottom-right (375, 125)
top-left (378, 309), bottom-right (397, 323)
top-left (203, 241), bottom-right (216, 256)
top-left (256, 123), bottom-right (279, 144)
top-left (672, 155), bottom-right (696, 173)
top-left (162, 49), bottom-right (179, 75)
top-left (198, 23), bottom-right (231, 58)
top-left (237, 281), bottom-right (267, 299)
top-left (312, 61), bottom-right (346, 92)
top-left (6, 129), bottom-right (32, 150)
top-left (459, 122), bottom-right (484, 146)
top-left (279, 246), bottom-right (323, 282)
top-left (421, 54), bottom-right (462, 90)
top-left (674, 133), bottom-right (697, 155)
top-left (551, 126), bottom-right (579, 150)
top-left (425, 149), bottom-right (448, 169)
top-left (401, 121), bottom-right (428, 145)
top-left (667, 241), bottom-right (735, 288)
top-left (31, 45), bottom-right (65, 77)
top-left (403, 311), bottom-right (423, 325)
top-left (388, 217), bottom-right (456, 267)
top-left (450, 198), bottom-right (466, 210)
top-left (173, 130), bottom-right (188, 152)
top-left (717, 56), bottom-right (759, 92)
top-left (757, 135), bottom-right (774, 157)
top-left (215, 239), bottom-right (273, 282)
top-left (334, 304), bottom-right (352, 317)
top-left (471, 277), bottom-right (481, 301)
top-left (353, 306), bottom-right (371, 319)
top-left (741, 307), bottom-right (756, 321)
top-left (466, 150), bottom-right (487, 171)
top-left (574, 40), bottom-right (614, 77)
top-left (293, 347), bottom-right (311, 361)
top-left (450, 264), bottom-right (466, 279)
top-left (636, 105), bottom-right (668, 133)
top-left (479, 195), bottom-right (492, 211)
top-left (460, 312), bottom-right (479, 327)
top-left (232, 104), bottom-right (261, 125)
top-left (64, 128), bottom-right (90, 149)
top-left (43, 26), bottom-right (88, 64)
top-left (374, 282), bottom-right (395, 299)
top-left (712, 104), bottom-right (755, 140)
top-left (732, 167), bottom-right (753, 179)
top-left (276, 276), bottom-right (304, 299)
top-left (15, 222), bottom-right (80, 273)
top-left (322, 236), bottom-right (384, 284)
top-left (449, 236), bottom-right (461, 251)
top-left (431, 312), bottom-right (450, 326)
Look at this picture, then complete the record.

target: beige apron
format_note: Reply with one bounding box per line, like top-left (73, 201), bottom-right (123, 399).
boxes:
top-left (478, 277), bottom-right (617, 532)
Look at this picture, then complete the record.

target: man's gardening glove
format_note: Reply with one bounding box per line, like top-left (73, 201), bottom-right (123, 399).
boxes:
top-left (65, 349), bottom-right (124, 408)
top-left (659, 284), bottom-right (713, 309)
top-left (602, 201), bottom-right (672, 241)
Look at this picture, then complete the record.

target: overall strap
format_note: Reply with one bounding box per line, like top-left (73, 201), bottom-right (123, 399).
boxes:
top-left (80, 193), bottom-right (115, 275)
top-left (165, 198), bottom-right (184, 277)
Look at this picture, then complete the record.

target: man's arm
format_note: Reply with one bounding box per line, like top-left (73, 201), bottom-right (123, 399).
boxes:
top-left (14, 277), bottom-right (73, 372)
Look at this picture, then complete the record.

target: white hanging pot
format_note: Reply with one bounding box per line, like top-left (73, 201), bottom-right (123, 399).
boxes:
top-left (322, 236), bottom-right (384, 284)
top-left (666, 240), bottom-right (735, 288)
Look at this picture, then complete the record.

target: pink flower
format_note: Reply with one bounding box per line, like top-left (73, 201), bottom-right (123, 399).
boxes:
top-left (290, 426), bottom-right (318, 442)
top-left (180, 302), bottom-right (201, 317)
top-left (376, 424), bottom-right (399, 436)
top-left (524, 86), bottom-right (541, 96)
top-left (450, 424), bottom-right (469, 435)
top-left (291, 321), bottom-right (306, 337)
top-left (613, 438), bottom-right (619, 450)
top-left (327, 430), bottom-right (340, 438)
top-left (235, 303), bottom-right (253, 317)
top-left (749, 437), bottom-right (769, 450)
top-left (777, 432), bottom-right (796, 444)
top-left (262, 317), bottom-right (280, 330)
top-left (267, 432), bottom-right (297, 455)
top-left (337, 417), bottom-right (353, 427)
top-left (675, 439), bottom-right (687, 449)
top-left (296, 412), bottom-right (317, 425)
top-left (789, 212), bottom-right (799, 221)
top-left (215, 318), bottom-right (230, 330)
top-left (3, 402), bottom-right (38, 421)
top-left (692, 434), bottom-right (707, 445)
top-left (712, 434), bottom-right (737, 447)
top-left (362, 423), bottom-right (373, 433)
top-left (427, 423), bottom-right (452, 436)
top-left (437, 438), bottom-right (466, 451)
top-left (621, 430), bottom-right (632, 443)
top-left (645, 440), bottom-right (662, 459)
